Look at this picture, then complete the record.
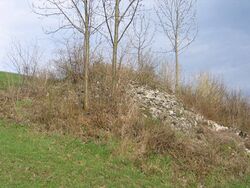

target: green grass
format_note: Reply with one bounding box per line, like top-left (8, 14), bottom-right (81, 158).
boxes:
top-left (0, 121), bottom-right (172, 188)
top-left (0, 71), bottom-right (250, 187)
top-left (0, 71), bottom-right (21, 89)
top-left (0, 121), bottom-right (249, 188)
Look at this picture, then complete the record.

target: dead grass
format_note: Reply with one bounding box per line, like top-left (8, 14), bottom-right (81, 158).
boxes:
top-left (0, 64), bottom-right (249, 187)
top-left (132, 123), bottom-right (249, 186)
top-left (244, 138), bottom-right (250, 150)
top-left (179, 73), bottom-right (250, 135)
top-left (112, 107), bottom-right (249, 186)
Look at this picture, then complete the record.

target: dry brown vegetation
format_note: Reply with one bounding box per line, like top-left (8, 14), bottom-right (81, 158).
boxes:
top-left (0, 39), bottom-right (249, 186)
top-left (0, 61), bottom-right (249, 187)
top-left (1, 0), bottom-right (249, 186)
top-left (179, 73), bottom-right (250, 135)
top-left (117, 115), bottom-right (249, 186)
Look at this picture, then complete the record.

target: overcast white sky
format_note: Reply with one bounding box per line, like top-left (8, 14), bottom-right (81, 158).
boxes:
top-left (0, 0), bottom-right (250, 95)
top-left (0, 0), bottom-right (54, 70)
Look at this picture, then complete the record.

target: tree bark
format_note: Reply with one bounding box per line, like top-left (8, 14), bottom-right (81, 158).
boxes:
top-left (175, 8), bottom-right (180, 93)
top-left (84, 0), bottom-right (90, 110)
top-left (112, 0), bottom-right (120, 92)
top-left (175, 46), bottom-right (179, 93)
top-left (137, 47), bottom-right (141, 69)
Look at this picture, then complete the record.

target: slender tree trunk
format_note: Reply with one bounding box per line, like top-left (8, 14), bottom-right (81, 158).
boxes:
top-left (137, 47), bottom-right (141, 69)
top-left (112, 0), bottom-right (119, 92)
top-left (174, 30), bottom-right (179, 92)
top-left (175, 46), bottom-right (179, 93)
top-left (175, 9), bottom-right (180, 93)
top-left (84, 0), bottom-right (90, 110)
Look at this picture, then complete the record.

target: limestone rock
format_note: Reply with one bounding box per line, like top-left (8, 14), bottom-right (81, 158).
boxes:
top-left (128, 83), bottom-right (249, 153)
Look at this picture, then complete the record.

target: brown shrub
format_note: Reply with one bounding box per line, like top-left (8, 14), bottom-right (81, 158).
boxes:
top-left (18, 84), bottom-right (86, 135)
top-left (116, 119), bottom-right (249, 184)
top-left (141, 125), bottom-right (176, 155)
top-left (179, 73), bottom-right (250, 134)
top-left (244, 138), bottom-right (250, 150)
top-left (1, 61), bottom-right (249, 186)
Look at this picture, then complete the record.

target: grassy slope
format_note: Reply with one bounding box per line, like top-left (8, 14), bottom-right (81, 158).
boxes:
top-left (0, 73), bottom-right (250, 187)
top-left (0, 121), bottom-right (249, 188)
top-left (0, 121), bottom-right (173, 188)
top-left (0, 71), bottom-right (21, 89)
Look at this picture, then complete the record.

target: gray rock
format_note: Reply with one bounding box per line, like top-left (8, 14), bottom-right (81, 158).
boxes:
top-left (128, 83), bottom-right (250, 153)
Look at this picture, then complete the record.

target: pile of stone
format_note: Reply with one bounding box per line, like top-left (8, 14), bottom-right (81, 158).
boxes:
top-left (129, 84), bottom-right (225, 131)
top-left (129, 83), bottom-right (250, 153)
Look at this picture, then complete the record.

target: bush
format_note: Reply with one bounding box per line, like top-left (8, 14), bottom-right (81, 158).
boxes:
top-left (179, 73), bottom-right (250, 134)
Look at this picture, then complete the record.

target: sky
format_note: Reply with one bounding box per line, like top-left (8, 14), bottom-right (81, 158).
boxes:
top-left (0, 0), bottom-right (250, 96)
top-left (181, 0), bottom-right (250, 96)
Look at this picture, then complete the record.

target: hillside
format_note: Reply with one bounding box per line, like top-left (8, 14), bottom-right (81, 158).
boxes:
top-left (0, 71), bottom-right (21, 89)
top-left (0, 120), bottom-right (249, 188)
top-left (1, 0), bottom-right (250, 187)
top-left (130, 83), bottom-right (250, 152)
top-left (0, 121), bottom-right (173, 187)
top-left (0, 71), bottom-right (250, 187)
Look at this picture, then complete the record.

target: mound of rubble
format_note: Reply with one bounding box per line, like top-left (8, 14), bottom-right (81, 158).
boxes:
top-left (129, 83), bottom-right (250, 153)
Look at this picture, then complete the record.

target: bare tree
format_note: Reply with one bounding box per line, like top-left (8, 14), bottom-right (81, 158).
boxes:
top-left (102, 0), bottom-right (141, 90)
top-left (8, 41), bottom-right (41, 82)
top-left (156, 0), bottom-right (197, 92)
top-left (54, 39), bottom-right (84, 83)
top-left (130, 12), bottom-right (154, 70)
top-left (33, 0), bottom-right (102, 110)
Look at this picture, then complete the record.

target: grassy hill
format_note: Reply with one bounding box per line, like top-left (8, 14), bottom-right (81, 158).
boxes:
top-left (0, 71), bottom-right (21, 89)
top-left (0, 71), bottom-right (250, 187)
top-left (0, 120), bottom-right (249, 187)
top-left (0, 120), bottom-right (173, 187)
